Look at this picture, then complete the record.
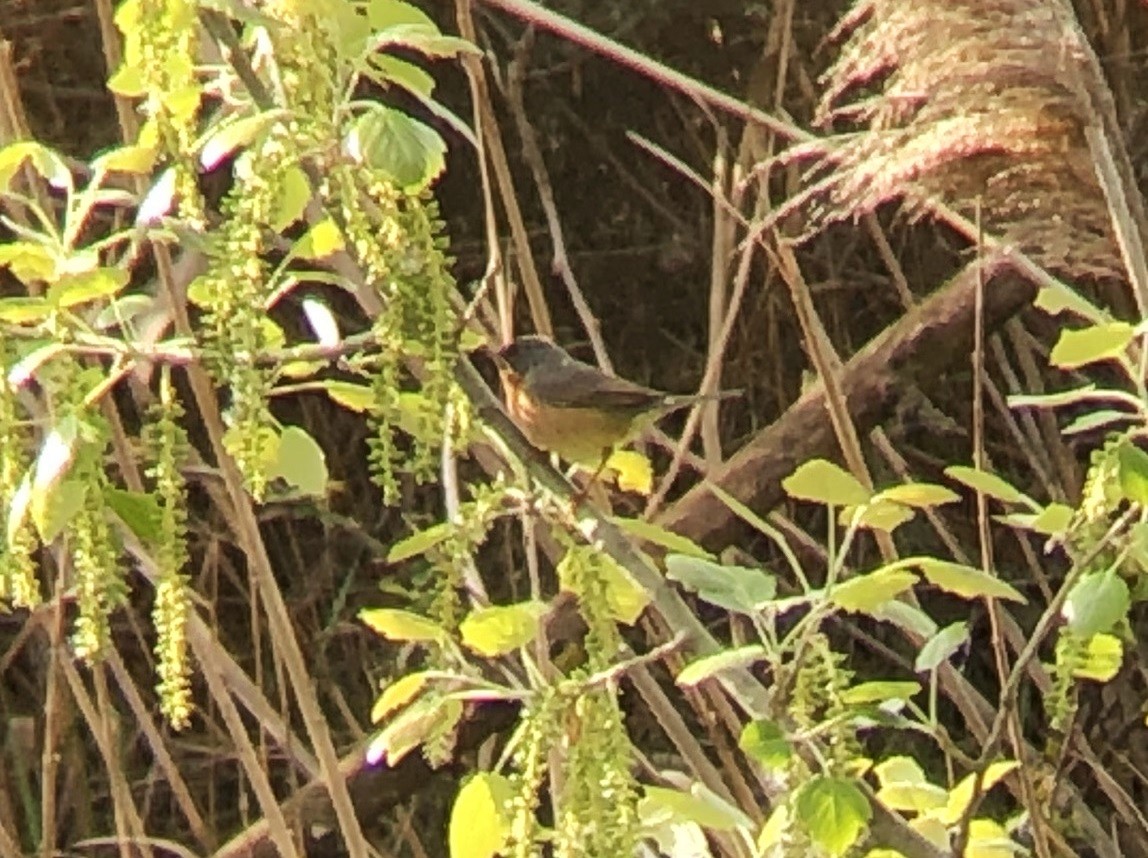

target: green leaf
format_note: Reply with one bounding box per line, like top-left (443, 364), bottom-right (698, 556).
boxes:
top-left (365, 0), bottom-right (436, 30)
top-left (665, 553), bottom-right (776, 613)
top-left (0, 297), bottom-right (52, 324)
top-left (1062, 409), bottom-right (1135, 435)
top-left (370, 671), bottom-right (430, 723)
top-left (938, 761), bottom-right (1019, 825)
top-left (676, 645), bottom-right (766, 687)
top-left (876, 781), bottom-right (948, 813)
top-left (267, 426), bottom-right (328, 497)
top-left (374, 23), bottom-right (480, 58)
top-left (92, 144), bottom-right (157, 175)
top-left (1062, 571), bottom-right (1129, 636)
top-left (346, 105), bottom-right (446, 192)
top-left (459, 601), bottom-right (547, 657)
top-left (269, 166), bottom-right (311, 232)
top-left (557, 550), bottom-right (650, 625)
top-left (944, 466), bottom-right (1026, 504)
top-left (1072, 633), bottom-right (1122, 682)
top-left (1050, 322), bottom-right (1135, 369)
top-left (31, 415), bottom-right (81, 530)
top-left (368, 55), bottom-right (436, 97)
top-left (914, 559), bottom-right (1026, 603)
top-left (783, 460), bottom-right (870, 507)
top-left (387, 522), bottom-right (450, 563)
top-left (449, 773), bottom-right (512, 858)
top-left (199, 110), bottom-right (286, 170)
top-left (868, 600), bottom-right (938, 638)
top-left (840, 681), bottom-right (921, 706)
top-left (49, 267), bottom-right (130, 308)
top-left (914, 622), bottom-right (969, 672)
top-left (794, 776), bottom-right (871, 857)
top-left (846, 499), bottom-right (914, 533)
top-left (609, 516), bottom-right (713, 559)
top-left (876, 483), bottom-right (960, 508)
top-left (0, 242), bottom-right (56, 285)
top-left (1117, 441), bottom-right (1148, 505)
top-left (0, 141), bottom-right (69, 192)
top-left (830, 568), bottom-right (918, 613)
top-left (639, 785), bottom-right (753, 833)
top-left (359, 607), bottom-right (445, 643)
top-left (1005, 502), bottom-right (1073, 537)
top-left (873, 757), bottom-right (926, 787)
top-left (104, 487), bottom-right (164, 543)
top-left (367, 695), bottom-right (462, 766)
top-left (323, 381), bottom-right (376, 413)
top-left (738, 720), bottom-right (792, 770)
top-left (33, 479), bottom-right (87, 544)
top-left (294, 218), bottom-right (345, 260)
top-left (1034, 282), bottom-right (1107, 323)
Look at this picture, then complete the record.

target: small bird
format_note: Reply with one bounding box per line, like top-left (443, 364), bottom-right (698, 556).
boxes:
top-left (491, 335), bottom-right (739, 469)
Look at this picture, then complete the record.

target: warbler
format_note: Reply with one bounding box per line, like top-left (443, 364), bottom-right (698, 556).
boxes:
top-left (492, 335), bottom-right (739, 467)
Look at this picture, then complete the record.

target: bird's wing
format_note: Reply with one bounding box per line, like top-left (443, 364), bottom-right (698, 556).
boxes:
top-left (526, 357), bottom-right (664, 410)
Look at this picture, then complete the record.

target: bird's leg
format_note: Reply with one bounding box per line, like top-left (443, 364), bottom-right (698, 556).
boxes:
top-left (571, 448), bottom-right (613, 509)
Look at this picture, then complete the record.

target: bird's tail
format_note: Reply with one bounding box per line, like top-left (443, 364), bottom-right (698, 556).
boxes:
top-left (663, 389), bottom-right (742, 410)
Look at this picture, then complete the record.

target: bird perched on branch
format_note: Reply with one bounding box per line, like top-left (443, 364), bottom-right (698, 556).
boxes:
top-left (491, 334), bottom-right (739, 470)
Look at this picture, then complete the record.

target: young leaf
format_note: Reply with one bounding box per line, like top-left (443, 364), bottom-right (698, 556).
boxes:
top-left (459, 601), bottom-right (547, 657)
top-left (676, 645), bottom-right (766, 687)
top-left (738, 720), bottom-right (793, 770)
top-left (1062, 571), bottom-right (1129, 637)
top-left (944, 466), bottom-right (1026, 504)
top-left (914, 559), bottom-right (1026, 603)
top-left (1072, 633), bottom-right (1122, 682)
top-left (830, 568), bottom-right (918, 613)
top-left (449, 773), bottom-right (512, 858)
top-left (609, 516), bottom-right (713, 560)
top-left (639, 785), bottom-right (753, 833)
top-left (104, 487), bottom-right (164, 543)
top-left (371, 671), bottom-right (430, 723)
top-left (783, 460), bottom-right (870, 507)
top-left (345, 105), bottom-right (446, 192)
top-left (366, 695), bottom-right (461, 766)
top-left (1049, 322), bottom-right (1134, 369)
top-left (938, 761), bottom-right (1018, 825)
top-left (665, 553), bottom-right (776, 614)
top-left (875, 483), bottom-right (960, 508)
top-left (359, 608), bottom-right (445, 643)
top-left (267, 426), bottom-right (328, 497)
top-left (794, 776), bottom-right (871, 857)
top-left (386, 522), bottom-right (450, 562)
top-left (840, 681), bottom-right (921, 706)
top-left (1117, 441), bottom-right (1148, 505)
top-left (915, 622), bottom-right (969, 673)
top-left (323, 381), bottom-right (376, 413)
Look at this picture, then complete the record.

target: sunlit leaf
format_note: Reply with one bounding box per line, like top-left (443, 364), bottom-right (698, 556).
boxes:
top-left (449, 773), bottom-right (513, 858)
top-left (609, 516), bottom-right (713, 560)
top-left (783, 460), bottom-right (870, 507)
top-left (738, 720), bottom-right (792, 770)
top-left (876, 483), bottom-right (960, 508)
top-left (914, 622), bottom-right (969, 673)
top-left (640, 785), bottom-right (753, 833)
top-left (267, 426), bottom-right (328, 497)
top-left (359, 607), bottom-right (445, 643)
top-left (1072, 633), bottom-right (1123, 682)
top-left (830, 568), bottom-right (918, 613)
top-left (323, 380), bottom-right (375, 413)
top-left (841, 681), bottom-right (921, 706)
top-left (1062, 571), bottom-right (1129, 636)
top-left (914, 559), bottom-right (1026, 603)
top-left (1049, 322), bottom-right (1134, 369)
top-left (387, 522), bottom-right (450, 562)
top-left (676, 645), bottom-right (766, 687)
top-left (665, 553), bottom-right (776, 614)
top-left (345, 105), bottom-right (446, 192)
top-left (944, 466), bottom-right (1026, 504)
top-left (1117, 441), bottom-right (1148, 505)
top-left (459, 601), bottom-right (547, 657)
top-left (199, 110), bottom-right (286, 170)
top-left (938, 761), bottom-right (1018, 825)
top-left (371, 671), bottom-right (431, 723)
top-left (794, 776), bottom-right (871, 856)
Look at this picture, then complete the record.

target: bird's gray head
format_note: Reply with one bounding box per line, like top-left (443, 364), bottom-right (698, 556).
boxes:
top-left (497, 335), bottom-right (568, 375)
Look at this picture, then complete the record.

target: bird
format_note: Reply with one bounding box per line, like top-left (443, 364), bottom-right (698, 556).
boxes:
top-left (491, 334), bottom-right (739, 470)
